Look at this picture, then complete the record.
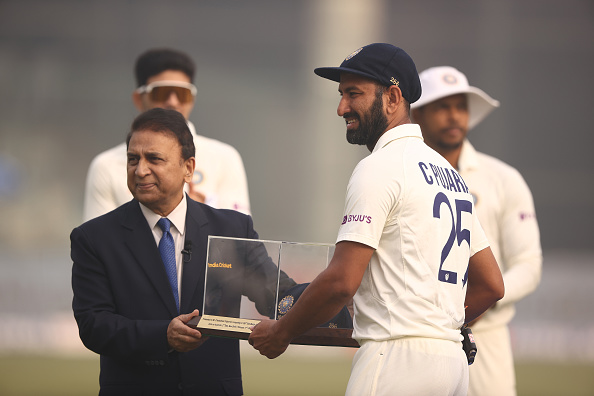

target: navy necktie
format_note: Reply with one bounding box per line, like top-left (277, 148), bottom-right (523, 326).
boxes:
top-left (157, 218), bottom-right (180, 313)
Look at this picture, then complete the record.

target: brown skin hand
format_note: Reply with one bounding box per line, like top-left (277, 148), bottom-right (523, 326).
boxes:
top-left (248, 241), bottom-right (374, 359)
top-left (464, 247), bottom-right (505, 324)
top-left (167, 309), bottom-right (208, 352)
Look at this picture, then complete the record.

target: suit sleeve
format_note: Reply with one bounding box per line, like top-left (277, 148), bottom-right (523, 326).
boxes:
top-left (71, 226), bottom-right (171, 361)
top-left (240, 216), bottom-right (296, 317)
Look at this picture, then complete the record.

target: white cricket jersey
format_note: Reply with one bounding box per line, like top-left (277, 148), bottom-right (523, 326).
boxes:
top-left (83, 121), bottom-right (251, 221)
top-left (337, 124), bottom-right (489, 343)
top-left (459, 139), bottom-right (542, 331)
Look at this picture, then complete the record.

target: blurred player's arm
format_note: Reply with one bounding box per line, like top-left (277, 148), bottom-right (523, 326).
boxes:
top-left (83, 155), bottom-right (118, 222)
top-left (464, 246), bottom-right (505, 324)
top-left (215, 145), bottom-right (251, 215)
top-left (497, 170), bottom-right (542, 306)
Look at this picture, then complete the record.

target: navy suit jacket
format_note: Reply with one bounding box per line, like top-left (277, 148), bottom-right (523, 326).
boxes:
top-left (71, 197), bottom-right (277, 396)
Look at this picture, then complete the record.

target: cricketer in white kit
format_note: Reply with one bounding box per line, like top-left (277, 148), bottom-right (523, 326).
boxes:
top-left (340, 123), bottom-right (485, 395)
top-left (248, 43), bottom-right (504, 396)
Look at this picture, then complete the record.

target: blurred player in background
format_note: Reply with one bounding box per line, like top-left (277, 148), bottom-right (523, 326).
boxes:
top-left (83, 48), bottom-right (250, 221)
top-left (249, 43), bottom-right (504, 395)
top-left (412, 66), bottom-right (542, 396)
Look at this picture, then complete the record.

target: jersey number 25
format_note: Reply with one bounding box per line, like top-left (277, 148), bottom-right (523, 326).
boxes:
top-left (433, 192), bottom-right (472, 286)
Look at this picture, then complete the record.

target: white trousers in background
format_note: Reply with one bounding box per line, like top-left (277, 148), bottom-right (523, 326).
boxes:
top-left (468, 325), bottom-right (516, 396)
top-left (346, 337), bottom-right (469, 396)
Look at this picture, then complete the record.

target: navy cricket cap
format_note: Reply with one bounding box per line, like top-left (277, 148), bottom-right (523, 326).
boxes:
top-left (314, 43), bottom-right (422, 103)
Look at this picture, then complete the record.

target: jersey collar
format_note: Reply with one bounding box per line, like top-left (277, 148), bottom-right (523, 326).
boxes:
top-left (372, 123), bottom-right (424, 154)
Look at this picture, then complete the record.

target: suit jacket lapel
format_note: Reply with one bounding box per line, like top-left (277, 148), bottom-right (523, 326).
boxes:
top-left (121, 200), bottom-right (179, 317)
top-left (180, 199), bottom-right (209, 314)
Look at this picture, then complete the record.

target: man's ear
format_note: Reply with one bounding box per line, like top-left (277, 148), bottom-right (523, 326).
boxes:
top-left (385, 85), bottom-right (403, 115)
top-left (184, 157), bottom-right (196, 184)
top-left (132, 91), bottom-right (144, 112)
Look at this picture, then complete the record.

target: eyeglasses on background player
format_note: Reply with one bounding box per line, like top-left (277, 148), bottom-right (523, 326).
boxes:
top-left (136, 80), bottom-right (197, 103)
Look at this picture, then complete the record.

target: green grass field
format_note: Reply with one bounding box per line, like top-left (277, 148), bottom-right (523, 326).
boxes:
top-left (1, 353), bottom-right (592, 396)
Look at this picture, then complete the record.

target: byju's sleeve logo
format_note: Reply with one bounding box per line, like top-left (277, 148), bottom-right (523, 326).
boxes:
top-left (342, 214), bottom-right (372, 225)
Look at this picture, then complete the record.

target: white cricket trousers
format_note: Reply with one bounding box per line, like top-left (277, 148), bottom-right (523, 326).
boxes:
top-left (468, 325), bottom-right (516, 396)
top-left (346, 337), bottom-right (469, 396)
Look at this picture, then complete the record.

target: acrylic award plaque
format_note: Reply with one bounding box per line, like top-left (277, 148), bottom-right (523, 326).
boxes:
top-left (186, 236), bottom-right (359, 348)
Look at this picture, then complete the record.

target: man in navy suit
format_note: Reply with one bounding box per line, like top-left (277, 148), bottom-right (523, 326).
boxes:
top-left (71, 108), bottom-right (291, 395)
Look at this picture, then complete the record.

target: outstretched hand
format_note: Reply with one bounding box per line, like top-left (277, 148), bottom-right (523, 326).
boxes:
top-left (248, 319), bottom-right (291, 359)
top-left (167, 309), bottom-right (208, 352)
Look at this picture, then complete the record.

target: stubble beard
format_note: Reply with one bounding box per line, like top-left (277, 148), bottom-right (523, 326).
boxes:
top-left (433, 125), bottom-right (467, 153)
top-left (435, 138), bottom-right (464, 152)
top-left (346, 94), bottom-right (389, 147)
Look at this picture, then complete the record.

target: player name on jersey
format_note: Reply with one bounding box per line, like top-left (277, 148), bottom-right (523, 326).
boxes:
top-left (418, 161), bottom-right (469, 193)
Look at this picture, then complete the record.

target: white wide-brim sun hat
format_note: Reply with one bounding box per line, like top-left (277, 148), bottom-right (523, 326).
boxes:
top-left (411, 66), bottom-right (500, 131)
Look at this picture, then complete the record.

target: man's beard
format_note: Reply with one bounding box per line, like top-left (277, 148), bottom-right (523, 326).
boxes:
top-left (435, 137), bottom-right (464, 151)
top-left (432, 124), bottom-right (467, 152)
top-left (346, 94), bottom-right (389, 147)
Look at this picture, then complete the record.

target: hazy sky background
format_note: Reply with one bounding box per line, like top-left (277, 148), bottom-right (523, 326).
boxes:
top-left (1, 0), bottom-right (592, 254)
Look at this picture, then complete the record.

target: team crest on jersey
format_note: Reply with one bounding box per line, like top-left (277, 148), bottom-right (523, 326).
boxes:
top-left (345, 47), bottom-right (363, 61)
top-left (278, 295), bottom-right (294, 316)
